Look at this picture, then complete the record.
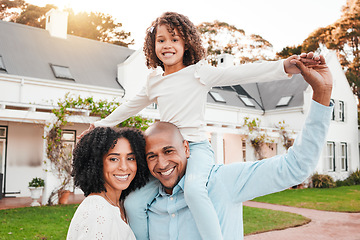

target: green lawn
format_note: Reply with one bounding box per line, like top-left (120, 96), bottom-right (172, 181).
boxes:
top-left (0, 204), bottom-right (308, 239)
top-left (253, 185), bottom-right (360, 212)
top-left (0, 204), bottom-right (77, 240)
top-left (243, 206), bottom-right (309, 235)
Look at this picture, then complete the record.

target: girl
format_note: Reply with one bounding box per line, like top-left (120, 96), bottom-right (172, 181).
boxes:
top-left (67, 127), bottom-right (149, 239)
top-left (79, 12), bottom-right (317, 239)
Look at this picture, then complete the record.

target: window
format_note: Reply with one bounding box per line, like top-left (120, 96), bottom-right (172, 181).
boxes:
top-left (50, 64), bottom-right (74, 80)
top-left (0, 56), bottom-right (6, 71)
top-left (326, 142), bottom-right (335, 171)
top-left (330, 99), bottom-right (335, 120)
top-left (209, 91), bottom-right (226, 103)
top-left (276, 96), bottom-right (292, 107)
top-left (238, 95), bottom-right (255, 107)
top-left (339, 100), bottom-right (344, 122)
top-left (147, 103), bottom-right (158, 109)
top-left (61, 130), bottom-right (76, 156)
top-left (340, 142), bottom-right (348, 171)
top-left (242, 139), bottom-right (246, 162)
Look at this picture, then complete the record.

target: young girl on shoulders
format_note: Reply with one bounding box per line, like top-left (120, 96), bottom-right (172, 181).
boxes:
top-left (79, 12), bottom-right (318, 240)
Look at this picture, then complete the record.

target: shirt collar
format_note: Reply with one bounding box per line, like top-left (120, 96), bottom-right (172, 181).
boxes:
top-left (158, 176), bottom-right (185, 197)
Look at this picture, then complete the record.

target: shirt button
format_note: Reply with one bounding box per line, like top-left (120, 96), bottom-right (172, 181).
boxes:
top-left (170, 197), bottom-right (174, 201)
top-left (171, 213), bottom-right (175, 218)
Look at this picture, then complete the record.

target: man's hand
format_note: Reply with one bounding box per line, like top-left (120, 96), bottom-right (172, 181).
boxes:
top-left (284, 52), bottom-right (320, 75)
top-left (77, 123), bottom-right (95, 139)
top-left (293, 55), bottom-right (333, 106)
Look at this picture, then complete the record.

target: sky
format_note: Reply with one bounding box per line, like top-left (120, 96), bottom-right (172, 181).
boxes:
top-left (26, 0), bottom-right (346, 52)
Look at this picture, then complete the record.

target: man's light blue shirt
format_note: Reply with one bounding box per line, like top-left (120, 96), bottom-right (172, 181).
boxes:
top-left (147, 100), bottom-right (333, 240)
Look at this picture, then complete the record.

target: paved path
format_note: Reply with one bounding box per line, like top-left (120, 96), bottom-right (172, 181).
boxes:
top-left (244, 201), bottom-right (360, 240)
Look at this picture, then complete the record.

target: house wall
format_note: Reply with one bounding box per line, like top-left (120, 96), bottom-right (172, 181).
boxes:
top-left (0, 74), bottom-right (124, 106)
top-left (117, 49), bottom-right (152, 100)
top-left (223, 133), bottom-right (244, 164)
top-left (323, 52), bottom-right (359, 180)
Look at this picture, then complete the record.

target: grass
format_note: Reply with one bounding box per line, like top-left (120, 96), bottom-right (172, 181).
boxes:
top-left (0, 203), bottom-right (308, 239)
top-left (253, 185), bottom-right (360, 212)
top-left (0, 204), bottom-right (77, 240)
top-left (243, 206), bottom-right (310, 235)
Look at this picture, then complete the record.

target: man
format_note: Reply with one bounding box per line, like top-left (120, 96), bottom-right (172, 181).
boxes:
top-left (127, 56), bottom-right (333, 239)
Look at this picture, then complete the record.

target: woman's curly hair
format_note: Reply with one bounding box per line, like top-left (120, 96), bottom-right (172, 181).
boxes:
top-left (143, 12), bottom-right (206, 71)
top-left (72, 127), bottom-right (149, 199)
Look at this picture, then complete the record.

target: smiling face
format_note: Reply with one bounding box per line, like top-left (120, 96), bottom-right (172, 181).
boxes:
top-left (155, 24), bottom-right (186, 75)
top-left (145, 123), bottom-right (190, 194)
top-left (102, 138), bottom-right (137, 196)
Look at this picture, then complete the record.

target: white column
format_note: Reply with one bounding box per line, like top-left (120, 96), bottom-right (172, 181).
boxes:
top-left (41, 122), bottom-right (59, 205)
top-left (211, 132), bottom-right (224, 164)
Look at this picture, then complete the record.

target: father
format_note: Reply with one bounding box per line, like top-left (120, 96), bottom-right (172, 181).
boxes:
top-left (128, 56), bottom-right (333, 239)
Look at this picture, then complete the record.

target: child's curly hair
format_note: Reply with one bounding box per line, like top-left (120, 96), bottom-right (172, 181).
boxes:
top-left (72, 127), bottom-right (149, 200)
top-left (144, 12), bottom-right (206, 70)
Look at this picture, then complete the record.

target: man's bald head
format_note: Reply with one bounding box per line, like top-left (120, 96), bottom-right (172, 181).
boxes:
top-left (145, 121), bottom-right (184, 142)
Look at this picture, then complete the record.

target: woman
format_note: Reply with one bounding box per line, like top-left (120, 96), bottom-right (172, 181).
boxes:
top-left (67, 127), bottom-right (149, 240)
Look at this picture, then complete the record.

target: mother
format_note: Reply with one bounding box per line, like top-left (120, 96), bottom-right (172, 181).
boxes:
top-left (67, 127), bottom-right (149, 240)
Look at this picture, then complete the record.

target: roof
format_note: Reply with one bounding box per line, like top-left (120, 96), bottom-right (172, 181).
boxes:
top-left (207, 74), bottom-right (309, 111)
top-left (0, 20), bottom-right (135, 89)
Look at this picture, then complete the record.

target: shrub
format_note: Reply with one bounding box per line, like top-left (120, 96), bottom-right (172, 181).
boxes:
top-left (347, 169), bottom-right (360, 185)
top-left (28, 177), bottom-right (45, 188)
top-left (335, 179), bottom-right (351, 187)
top-left (311, 173), bottom-right (335, 188)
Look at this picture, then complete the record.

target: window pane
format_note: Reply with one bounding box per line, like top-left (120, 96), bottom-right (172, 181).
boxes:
top-left (0, 128), bottom-right (5, 138)
top-left (209, 91), bottom-right (226, 103)
top-left (327, 142), bottom-right (335, 171)
top-left (276, 96), bottom-right (292, 107)
top-left (239, 95), bottom-right (255, 107)
top-left (62, 131), bottom-right (75, 141)
top-left (51, 65), bottom-right (74, 80)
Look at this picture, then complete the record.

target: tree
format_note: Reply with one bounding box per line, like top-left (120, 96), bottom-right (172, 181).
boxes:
top-left (0, 1), bottom-right (133, 47)
top-left (277, 0), bottom-right (360, 98)
top-left (197, 20), bottom-right (275, 66)
top-left (0, 0), bottom-right (26, 21)
top-left (66, 9), bottom-right (133, 47)
top-left (15, 3), bottom-right (56, 28)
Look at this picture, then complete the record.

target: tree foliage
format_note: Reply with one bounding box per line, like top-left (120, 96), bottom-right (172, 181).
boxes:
top-left (0, 1), bottom-right (133, 47)
top-left (197, 20), bottom-right (275, 66)
top-left (0, 0), bottom-right (26, 21)
top-left (277, 0), bottom-right (360, 97)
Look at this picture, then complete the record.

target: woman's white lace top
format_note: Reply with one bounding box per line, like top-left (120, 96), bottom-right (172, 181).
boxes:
top-left (67, 195), bottom-right (136, 240)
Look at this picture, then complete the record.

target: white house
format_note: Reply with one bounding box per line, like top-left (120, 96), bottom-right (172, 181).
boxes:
top-left (0, 10), bottom-right (358, 205)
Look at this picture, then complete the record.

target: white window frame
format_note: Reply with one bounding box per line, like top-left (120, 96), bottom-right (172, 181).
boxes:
top-left (326, 141), bottom-right (336, 172)
top-left (338, 100), bottom-right (344, 122)
top-left (238, 95), bottom-right (255, 107)
top-left (61, 130), bottom-right (76, 156)
top-left (330, 99), bottom-right (335, 120)
top-left (339, 142), bottom-right (348, 171)
top-left (209, 91), bottom-right (226, 103)
top-left (276, 96), bottom-right (293, 107)
top-left (50, 64), bottom-right (74, 80)
top-left (242, 139), bottom-right (246, 162)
